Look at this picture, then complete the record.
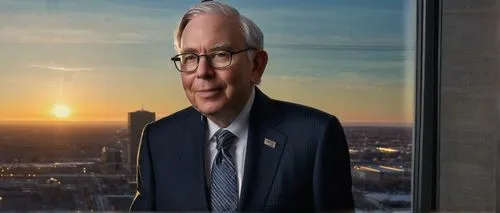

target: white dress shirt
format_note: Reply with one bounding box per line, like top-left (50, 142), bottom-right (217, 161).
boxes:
top-left (204, 87), bottom-right (255, 198)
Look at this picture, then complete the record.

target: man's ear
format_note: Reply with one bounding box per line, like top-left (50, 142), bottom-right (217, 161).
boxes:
top-left (251, 50), bottom-right (268, 84)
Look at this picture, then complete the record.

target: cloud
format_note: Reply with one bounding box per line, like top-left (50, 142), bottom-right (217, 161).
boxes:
top-left (240, 3), bottom-right (413, 48)
top-left (265, 74), bottom-right (406, 91)
top-left (25, 62), bottom-right (96, 99)
top-left (0, 27), bottom-right (163, 44)
top-left (265, 42), bottom-right (408, 52)
top-left (0, 1), bottom-right (182, 44)
top-left (0, 0), bottom-right (411, 47)
top-left (0, 20), bottom-right (171, 44)
top-left (29, 64), bottom-right (95, 72)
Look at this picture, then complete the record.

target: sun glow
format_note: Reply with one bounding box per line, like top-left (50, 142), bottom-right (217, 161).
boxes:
top-left (51, 104), bottom-right (72, 118)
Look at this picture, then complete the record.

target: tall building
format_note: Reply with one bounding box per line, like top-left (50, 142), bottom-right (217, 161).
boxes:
top-left (127, 109), bottom-right (155, 172)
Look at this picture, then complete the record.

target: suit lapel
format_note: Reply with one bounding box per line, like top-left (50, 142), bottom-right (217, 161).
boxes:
top-left (179, 110), bottom-right (210, 210)
top-left (238, 87), bottom-right (287, 211)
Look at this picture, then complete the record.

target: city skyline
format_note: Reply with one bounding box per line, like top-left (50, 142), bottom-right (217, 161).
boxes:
top-left (0, 121), bottom-right (412, 211)
top-left (0, 0), bottom-right (416, 125)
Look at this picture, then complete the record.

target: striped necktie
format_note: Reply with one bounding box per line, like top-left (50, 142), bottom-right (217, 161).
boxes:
top-left (209, 129), bottom-right (238, 212)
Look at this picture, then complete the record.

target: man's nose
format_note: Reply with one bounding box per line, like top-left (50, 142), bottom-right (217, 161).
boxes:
top-left (196, 56), bottom-right (214, 79)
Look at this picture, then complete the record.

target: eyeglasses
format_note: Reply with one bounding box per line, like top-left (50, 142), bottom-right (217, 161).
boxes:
top-left (171, 47), bottom-right (256, 72)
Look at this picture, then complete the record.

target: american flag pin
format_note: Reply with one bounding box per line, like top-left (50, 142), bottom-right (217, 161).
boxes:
top-left (264, 138), bottom-right (276, 148)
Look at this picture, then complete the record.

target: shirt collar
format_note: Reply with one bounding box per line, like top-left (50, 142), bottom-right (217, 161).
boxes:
top-left (207, 87), bottom-right (255, 142)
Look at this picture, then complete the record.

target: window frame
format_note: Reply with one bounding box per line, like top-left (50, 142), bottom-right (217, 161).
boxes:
top-left (412, 0), bottom-right (441, 211)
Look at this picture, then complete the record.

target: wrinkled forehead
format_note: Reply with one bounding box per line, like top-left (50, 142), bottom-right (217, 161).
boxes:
top-left (179, 13), bottom-right (245, 53)
top-left (180, 41), bottom-right (237, 54)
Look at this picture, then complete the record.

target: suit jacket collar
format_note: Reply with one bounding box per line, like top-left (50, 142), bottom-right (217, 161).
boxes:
top-left (178, 105), bottom-right (210, 210)
top-left (238, 87), bottom-right (287, 211)
top-left (182, 87), bottom-right (287, 211)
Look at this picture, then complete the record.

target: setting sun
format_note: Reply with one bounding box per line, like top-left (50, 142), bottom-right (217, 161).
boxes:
top-left (51, 104), bottom-right (72, 119)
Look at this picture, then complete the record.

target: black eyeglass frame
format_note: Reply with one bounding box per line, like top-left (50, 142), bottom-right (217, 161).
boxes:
top-left (170, 47), bottom-right (257, 72)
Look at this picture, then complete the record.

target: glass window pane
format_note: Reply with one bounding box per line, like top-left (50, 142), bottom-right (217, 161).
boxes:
top-left (0, 0), bottom-right (416, 212)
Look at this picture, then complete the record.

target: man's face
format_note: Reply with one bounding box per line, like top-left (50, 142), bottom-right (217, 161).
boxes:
top-left (178, 14), bottom-right (260, 118)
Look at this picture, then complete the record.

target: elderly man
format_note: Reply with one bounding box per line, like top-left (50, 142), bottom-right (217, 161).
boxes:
top-left (130, 1), bottom-right (354, 212)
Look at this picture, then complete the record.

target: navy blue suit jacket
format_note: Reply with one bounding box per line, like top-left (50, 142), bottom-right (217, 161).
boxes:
top-left (130, 87), bottom-right (354, 212)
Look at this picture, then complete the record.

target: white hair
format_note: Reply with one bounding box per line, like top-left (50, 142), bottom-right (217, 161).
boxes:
top-left (173, 1), bottom-right (264, 53)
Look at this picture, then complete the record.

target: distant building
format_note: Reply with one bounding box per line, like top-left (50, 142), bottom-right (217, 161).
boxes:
top-left (116, 139), bottom-right (130, 172)
top-left (127, 109), bottom-right (155, 172)
top-left (363, 192), bottom-right (411, 210)
top-left (351, 164), bottom-right (410, 182)
top-left (100, 144), bottom-right (123, 173)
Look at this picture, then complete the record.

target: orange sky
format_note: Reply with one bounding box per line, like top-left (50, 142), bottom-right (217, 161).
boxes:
top-left (0, 75), bottom-right (415, 125)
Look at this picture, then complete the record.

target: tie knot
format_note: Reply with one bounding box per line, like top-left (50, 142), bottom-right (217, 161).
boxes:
top-left (213, 129), bottom-right (236, 150)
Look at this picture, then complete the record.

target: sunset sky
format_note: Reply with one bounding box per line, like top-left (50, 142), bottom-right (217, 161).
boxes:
top-left (0, 0), bottom-right (416, 125)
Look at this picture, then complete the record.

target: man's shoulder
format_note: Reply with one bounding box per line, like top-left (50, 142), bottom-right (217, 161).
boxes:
top-left (147, 106), bottom-right (197, 129)
top-left (271, 99), bottom-right (341, 124)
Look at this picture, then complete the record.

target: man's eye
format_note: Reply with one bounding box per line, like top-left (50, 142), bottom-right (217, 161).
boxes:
top-left (182, 55), bottom-right (197, 61)
top-left (212, 51), bottom-right (230, 58)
